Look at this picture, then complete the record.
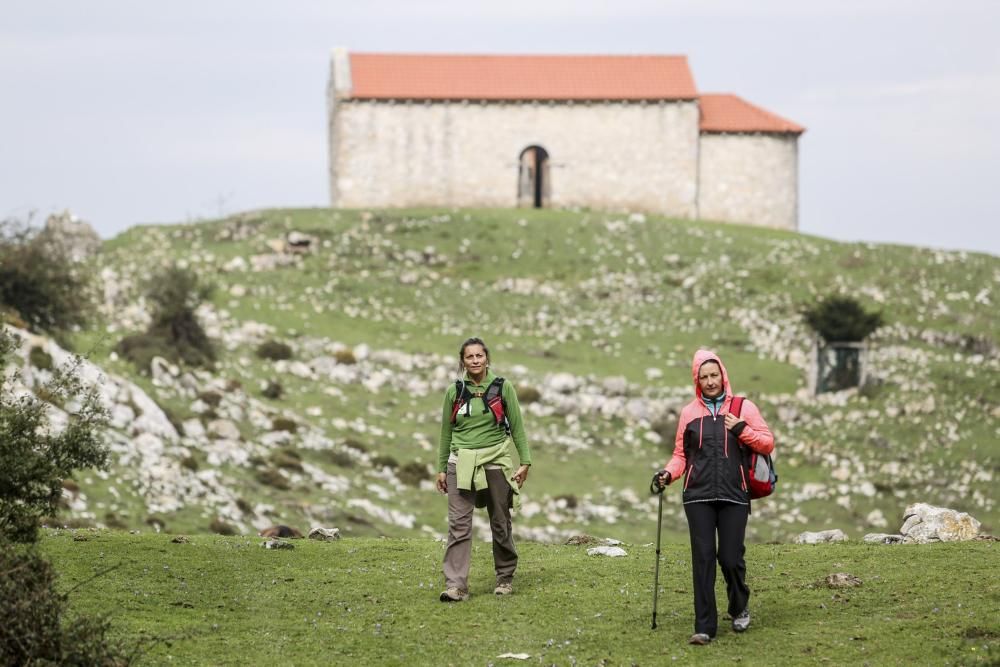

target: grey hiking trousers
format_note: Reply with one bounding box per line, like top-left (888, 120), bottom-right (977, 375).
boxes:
top-left (443, 462), bottom-right (518, 591)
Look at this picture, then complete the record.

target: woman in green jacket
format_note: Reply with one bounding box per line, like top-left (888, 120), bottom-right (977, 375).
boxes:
top-left (436, 337), bottom-right (532, 602)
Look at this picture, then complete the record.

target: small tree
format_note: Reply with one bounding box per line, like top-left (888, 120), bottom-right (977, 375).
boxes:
top-left (803, 296), bottom-right (883, 344)
top-left (0, 219), bottom-right (91, 337)
top-left (0, 329), bottom-right (129, 664)
top-left (0, 330), bottom-right (109, 543)
top-left (803, 296), bottom-right (884, 393)
top-left (116, 266), bottom-right (215, 371)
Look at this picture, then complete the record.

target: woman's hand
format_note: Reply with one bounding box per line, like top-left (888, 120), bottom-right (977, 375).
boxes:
top-left (724, 413), bottom-right (744, 431)
top-left (513, 465), bottom-right (530, 488)
top-left (436, 472), bottom-right (447, 494)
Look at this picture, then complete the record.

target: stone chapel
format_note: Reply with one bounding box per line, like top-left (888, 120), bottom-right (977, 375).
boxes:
top-left (327, 50), bottom-right (805, 229)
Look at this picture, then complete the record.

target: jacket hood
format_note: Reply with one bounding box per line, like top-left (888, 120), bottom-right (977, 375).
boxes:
top-left (690, 349), bottom-right (732, 400)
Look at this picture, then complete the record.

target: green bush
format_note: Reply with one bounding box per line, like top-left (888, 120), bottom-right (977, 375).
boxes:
top-left (116, 266), bottom-right (215, 372)
top-left (271, 417), bottom-right (298, 433)
top-left (803, 296), bottom-right (884, 343)
top-left (0, 331), bottom-right (109, 544)
top-left (334, 348), bottom-right (357, 365)
top-left (256, 468), bottom-right (290, 490)
top-left (209, 518), bottom-right (237, 536)
top-left (371, 455), bottom-right (399, 469)
top-left (256, 340), bottom-right (293, 361)
top-left (29, 346), bottom-right (54, 370)
top-left (0, 542), bottom-right (130, 665)
top-left (396, 461), bottom-right (428, 487)
top-left (0, 220), bottom-right (91, 336)
top-left (261, 381), bottom-right (283, 400)
top-left (516, 385), bottom-right (541, 404)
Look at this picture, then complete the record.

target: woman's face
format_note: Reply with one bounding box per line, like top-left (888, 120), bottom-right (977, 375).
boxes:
top-left (698, 361), bottom-right (724, 399)
top-left (462, 344), bottom-right (488, 377)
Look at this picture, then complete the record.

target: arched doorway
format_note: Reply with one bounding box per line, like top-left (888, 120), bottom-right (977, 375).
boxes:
top-left (517, 146), bottom-right (550, 208)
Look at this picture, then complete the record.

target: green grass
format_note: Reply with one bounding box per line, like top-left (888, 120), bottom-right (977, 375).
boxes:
top-left (41, 530), bottom-right (999, 666)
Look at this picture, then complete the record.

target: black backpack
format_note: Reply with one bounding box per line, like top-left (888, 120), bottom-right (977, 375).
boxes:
top-left (450, 377), bottom-right (510, 435)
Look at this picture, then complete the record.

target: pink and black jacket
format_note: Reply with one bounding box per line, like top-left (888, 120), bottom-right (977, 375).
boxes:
top-left (664, 350), bottom-right (774, 505)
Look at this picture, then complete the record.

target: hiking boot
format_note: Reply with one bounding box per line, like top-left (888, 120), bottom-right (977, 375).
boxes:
top-left (689, 633), bottom-right (712, 645)
top-left (732, 608), bottom-right (750, 632)
top-left (494, 582), bottom-right (513, 596)
top-left (439, 587), bottom-right (469, 602)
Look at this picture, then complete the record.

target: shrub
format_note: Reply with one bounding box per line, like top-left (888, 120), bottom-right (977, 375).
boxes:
top-left (209, 518), bottom-right (237, 536)
top-left (325, 450), bottom-right (355, 468)
top-left (396, 461), bottom-right (428, 487)
top-left (271, 448), bottom-right (304, 472)
top-left (0, 331), bottom-right (109, 544)
top-left (334, 348), bottom-right (357, 365)
top-left (29, 346), bottom-right (54, 370)
top-left (197, 391), bottom-right (223, 407)
top-left (0, 219), bottom-right (91, 336)
top-left (0, 543), bottom-right (130, 665)
top-left (371, 455), bottom-right (399, 469)
top-left (116, 266), bottom-right (215, 372)
top-left (180, 456), bottom-right (199, 472)
top-left (256, 468), bottom-right (290, 490)
top-left (271, 417), bottom-right (298, 433)
top-left (261, 380), bottom-right (283, 400)
top-left (256, 340), bottom-right (293, 361)
top-left (235, 498), bottom-right (254, 515)
top-left (516, 385), bottom-right (541, 404)
top-left (342, 438), bottom-right (368, 453)
top-left (803, 296), bottom-right (884, 344)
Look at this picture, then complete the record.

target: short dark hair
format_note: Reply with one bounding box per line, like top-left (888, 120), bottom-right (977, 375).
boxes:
top-left (458, 337), bottom-right (490, 372)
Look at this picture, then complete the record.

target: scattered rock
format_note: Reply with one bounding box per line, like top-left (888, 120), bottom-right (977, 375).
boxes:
top-left (795, 529), bottom-right (848, 544)
top-left (899, 503), bottom-right (981, 543)
top-left (825, 573), bottom-right (862, 588)
top-left (307, 527), bottom-right (342, 541)
top-left (261, 539), bottom-right (294, 550)
top-left (862, 533), bottom-right (904, 545)
top-left (171, 535), bottom-right (191, 544)
top-left (259, 525), bottom-right (303, 539)
top-left (586, 546), bottom-right (627, 557)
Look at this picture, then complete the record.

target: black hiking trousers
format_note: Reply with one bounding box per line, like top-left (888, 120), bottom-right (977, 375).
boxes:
top-left (684, 500), bottom-right (750, 637)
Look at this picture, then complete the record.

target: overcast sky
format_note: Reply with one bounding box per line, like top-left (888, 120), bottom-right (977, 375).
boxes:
top-left (2, 1), bottom-right (997, 256)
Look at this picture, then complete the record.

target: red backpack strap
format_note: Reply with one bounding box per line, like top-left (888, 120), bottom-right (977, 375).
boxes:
top-left (730, 395), bottom-right (745, 418)
top-left (450, 380), bottom-right (468, 423)
top-left (484, 377), bottom-right (509, 433)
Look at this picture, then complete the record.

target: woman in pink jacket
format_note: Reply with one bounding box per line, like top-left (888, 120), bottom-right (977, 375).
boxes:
top-left (652, 349), bottom-right (774, 645)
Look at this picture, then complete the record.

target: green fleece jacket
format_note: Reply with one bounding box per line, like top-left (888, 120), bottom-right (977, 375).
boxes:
top-left (437, 369), bottom-right (532, 474)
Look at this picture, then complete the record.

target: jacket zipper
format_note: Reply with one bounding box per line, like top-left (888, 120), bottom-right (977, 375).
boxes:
top-left (684, 463), bottom-right (697, 491)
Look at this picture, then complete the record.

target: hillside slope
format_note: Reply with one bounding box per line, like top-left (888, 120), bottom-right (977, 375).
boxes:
top-left (29, 207), bottom-right (999, 544)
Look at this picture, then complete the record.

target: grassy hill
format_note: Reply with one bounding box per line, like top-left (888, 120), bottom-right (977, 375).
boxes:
top-left (41, 530), bottom-right (999, 665)
top-left (44, 207), bottom-right (999, 547)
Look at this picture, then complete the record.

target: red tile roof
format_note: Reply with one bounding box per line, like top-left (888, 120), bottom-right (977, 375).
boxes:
top-left (347, 53), bottom-right (698, 101)
top-left (699, 93), bottom-right (805, 134)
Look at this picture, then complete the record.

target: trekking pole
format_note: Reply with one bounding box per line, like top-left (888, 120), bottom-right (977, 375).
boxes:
top-left (651, 489), bottom-right (663, 630)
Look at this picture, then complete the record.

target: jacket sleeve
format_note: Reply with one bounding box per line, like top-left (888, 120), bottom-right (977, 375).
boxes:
top-left (503, 380), bottom-right (532, 466)
top-left (732, 399), bottom-right (774, 455)
top-left (438, 385), bottom-right (456, 473)
top-left (663, 410), bottom-right (688, 483)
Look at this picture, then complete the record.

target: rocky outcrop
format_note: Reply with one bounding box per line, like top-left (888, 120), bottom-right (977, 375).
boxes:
top-left (899, 503), bottom-right (981, 543)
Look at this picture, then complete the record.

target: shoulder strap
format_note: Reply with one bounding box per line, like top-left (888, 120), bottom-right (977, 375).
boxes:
top-left (450, 380), bottom-right (470, 423)
top-left (730, 395), bottom-right (744, 418)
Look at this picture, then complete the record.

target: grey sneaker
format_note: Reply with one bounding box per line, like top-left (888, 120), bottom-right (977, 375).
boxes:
top-left (689, 633), bottom-right (712, 645)
top-left (439, 587), bottom-right (469, 602)
top-left (732, 609), bottom-right (750, 632)
top-left (494, 582), bottom-right (513, 596)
